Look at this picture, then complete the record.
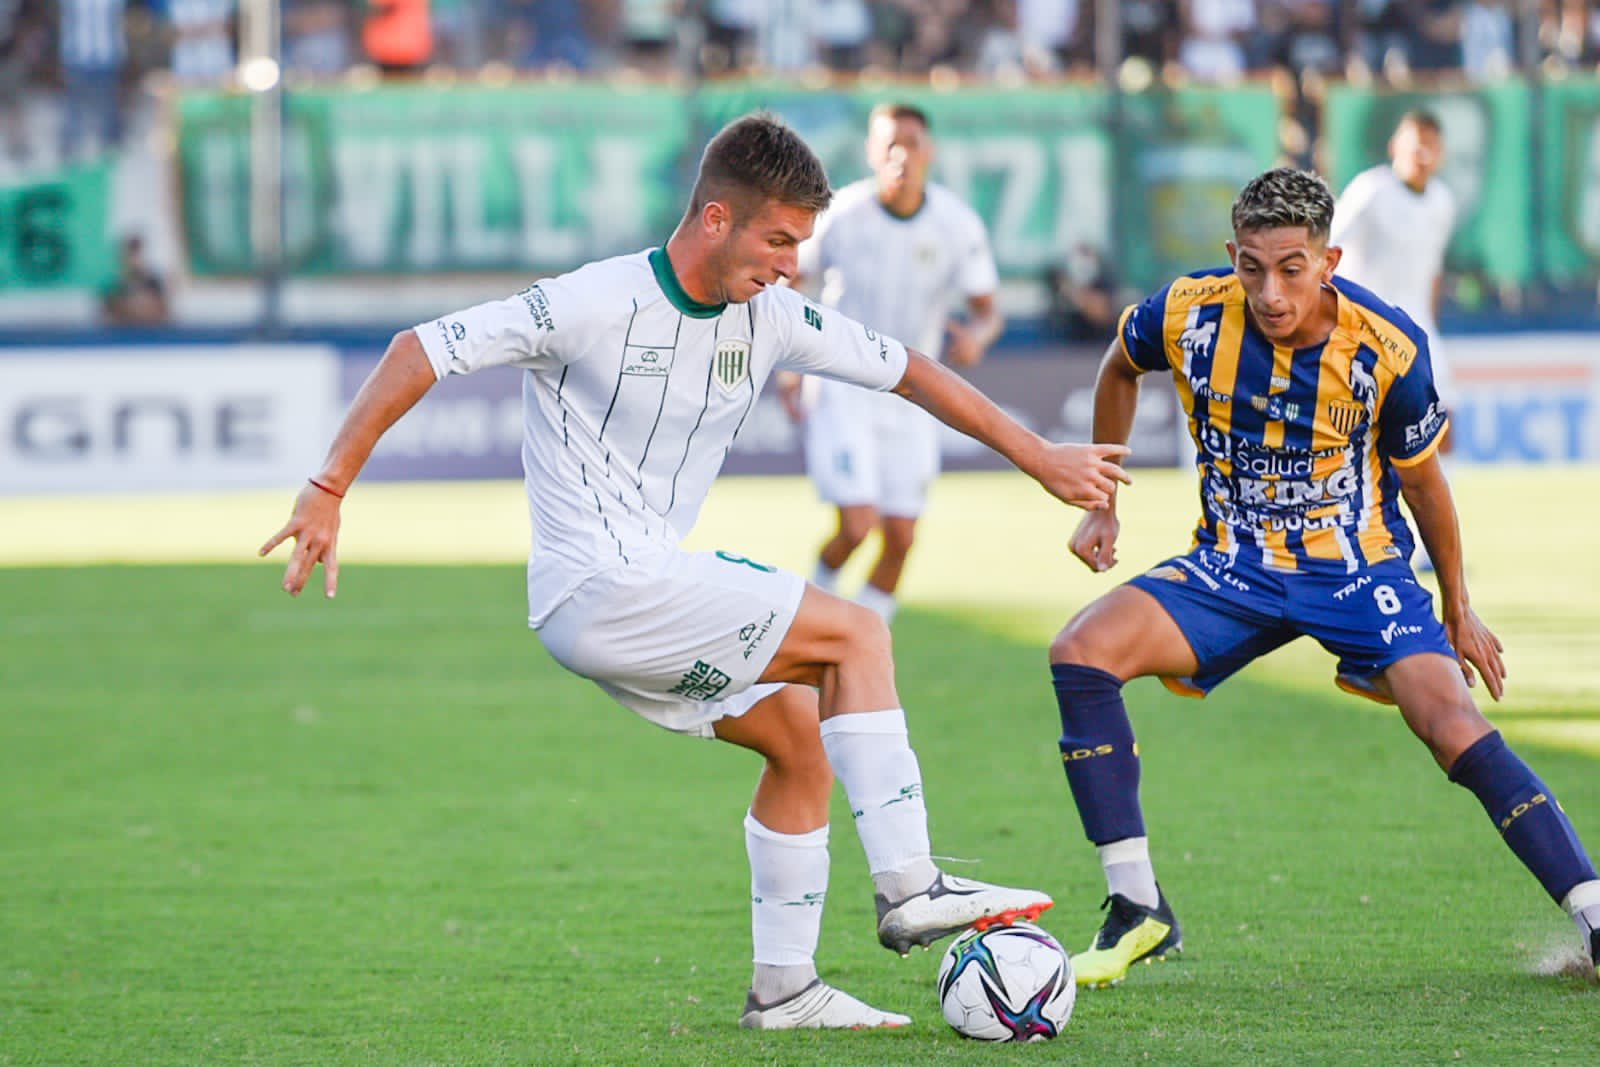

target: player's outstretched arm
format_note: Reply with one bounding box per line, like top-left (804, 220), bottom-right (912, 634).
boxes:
top-left (1396, 454), bottom-right (1506, 700)
top-left (258, 330), bottom-right (438, 599)
top-left (890, 349), bottom-right (1130, 510)
top-left (1066, 341), bottom-right (1143, 571)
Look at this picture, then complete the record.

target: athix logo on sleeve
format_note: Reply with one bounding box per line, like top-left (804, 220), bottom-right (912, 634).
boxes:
top-left (803, 306), bottom-right (824, 332)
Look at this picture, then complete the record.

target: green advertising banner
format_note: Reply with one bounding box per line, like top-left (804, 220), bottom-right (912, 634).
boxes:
top-left (1541, 78), bottom-right (1600, 288)
top-left (1323, 83), bottom-right (1534, 286)
top-left (0, 162), bottom-right (117, 291)
top-left (175, 83), bottom-right (1281, 288)
top-left (178, 85), bottom-right (691, 276)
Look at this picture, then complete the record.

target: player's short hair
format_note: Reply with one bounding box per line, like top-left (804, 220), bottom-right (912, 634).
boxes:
top-left (868, 102), bottom-right (931, 131)
top-left (688, 113), bottom-right (832, 224)
top-left (1230, 167), bottom-right (1335, 242)
top-left (1396, 109), bottom-right (1443, 135)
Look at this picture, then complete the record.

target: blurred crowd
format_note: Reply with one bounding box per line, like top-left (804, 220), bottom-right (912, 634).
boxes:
top-left (4, 2), bottom-right (1600, 165)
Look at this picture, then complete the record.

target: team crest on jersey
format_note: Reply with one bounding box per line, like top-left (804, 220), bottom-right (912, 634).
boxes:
top-left (1328, 399), bottom-right (1366, 436)
top-left (714, 339), bottom-right (751, 392)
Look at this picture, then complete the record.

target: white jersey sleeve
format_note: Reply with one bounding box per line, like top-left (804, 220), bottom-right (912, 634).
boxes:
top-left (767, 286), bottom-right (909, 391)
top-left (954, 203), bottom-right (1000, 298)
top-left (414, 268), bottom-right (611, 380)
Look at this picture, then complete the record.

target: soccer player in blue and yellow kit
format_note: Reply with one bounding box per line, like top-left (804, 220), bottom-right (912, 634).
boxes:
top-left (1049, 168), bottom-right (1600, 988)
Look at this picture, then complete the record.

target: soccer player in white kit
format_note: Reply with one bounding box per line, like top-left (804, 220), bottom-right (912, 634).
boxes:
top-left (783, 103), bottom-right (1004, 623)
top-left (1332, 110), bottom-right (1458, 442)
top-left (261, 114), bottom-right (1132, 1030)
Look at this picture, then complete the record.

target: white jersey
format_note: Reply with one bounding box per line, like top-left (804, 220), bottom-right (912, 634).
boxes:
top-left (798, 179), bottom-right (998, 360)
top-left (415, 247), bottom-right (909, 626)
top-left (1331, 165), bottom-right (1456, 338)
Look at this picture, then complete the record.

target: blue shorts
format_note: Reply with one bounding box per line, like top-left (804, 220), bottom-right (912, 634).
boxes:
top-left (1126, 548), bottom-right (1457, 701)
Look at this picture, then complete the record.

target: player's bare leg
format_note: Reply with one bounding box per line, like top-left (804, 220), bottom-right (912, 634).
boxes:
top-left (1049, 586), bottom-right (1204, 987)
top-left (761, 587), bottom-right (1052, 956)
top-left (1383, 652), bottom-right (1600, 972)
top-left (857, 514), bottom-right (917, 622)
top-left (714, 686), bottom-right (910, 1029)
top-left (813, 504), bottom-right (878, 593)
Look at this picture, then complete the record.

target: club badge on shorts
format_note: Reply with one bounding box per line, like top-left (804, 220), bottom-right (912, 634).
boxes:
top-left (714, 339), bottom-right (751, 393)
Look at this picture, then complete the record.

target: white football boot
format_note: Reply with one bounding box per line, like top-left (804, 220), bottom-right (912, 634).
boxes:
top-left (738, 980), bottom-right (911, 1030)
top-left (876, 872), bottom-right (1054, 956)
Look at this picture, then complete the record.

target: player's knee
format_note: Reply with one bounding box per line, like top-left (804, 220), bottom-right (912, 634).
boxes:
top-left (1048, 617), bottom-right (1102, 669)
top-left (840, 599), bottom-right (893, 660)
top-left (837, 510), bottom-right (877, 549)
top-left (880, 524), bottom-right (915, 558)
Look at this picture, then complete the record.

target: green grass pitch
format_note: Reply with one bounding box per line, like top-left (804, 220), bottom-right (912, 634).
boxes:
top-left (2, 468), bottom-right (1597, 1064)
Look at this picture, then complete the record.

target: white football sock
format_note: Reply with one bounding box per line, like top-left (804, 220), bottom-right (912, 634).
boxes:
top-left (1098, 837), bottom-right (1159, 909)
top-left (745, 813), bottom-right (829, 973)
top-left (812, 560), bottom-right (841, 593)
top-left (1561, 879), bottom-right (1600, 941)
top-left (854, 584), bottom-right (897, 623)
top-left (819, 709), bottom-right (937, 901)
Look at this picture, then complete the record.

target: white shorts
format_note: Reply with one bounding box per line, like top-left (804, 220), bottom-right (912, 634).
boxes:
top-left (804, 381), bottom-right (940, 518)
top-left (535, 548), bottom-right (805, 737)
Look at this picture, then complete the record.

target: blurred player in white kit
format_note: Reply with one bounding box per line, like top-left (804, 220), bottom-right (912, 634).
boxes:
top-left (781, 103), bottom-right (1004, 623)
top-left (1332, 109), bottom-right (1458, 441)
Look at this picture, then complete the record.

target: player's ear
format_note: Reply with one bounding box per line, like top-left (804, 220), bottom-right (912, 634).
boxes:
top-left (1225, 240), bottom-right (1239, 267)
top-left (703, 200), bottom-right (732, 239)
top-left (1321, 243), bottom-right (1342, 279)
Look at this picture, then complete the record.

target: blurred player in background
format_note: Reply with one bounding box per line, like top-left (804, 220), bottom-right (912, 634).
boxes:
top-left (779, 103), bottom-right (1003, 624)
top-left (262, 114), bottom-right (1130, 1029)
top-left (1046, 168), bottom-right (1600, 988)
top-left (1332, 110), bottom-right (1458, 448)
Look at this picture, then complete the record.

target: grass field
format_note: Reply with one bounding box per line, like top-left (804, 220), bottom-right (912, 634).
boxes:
top-left (3, 468), bottom-right (1597, 1064)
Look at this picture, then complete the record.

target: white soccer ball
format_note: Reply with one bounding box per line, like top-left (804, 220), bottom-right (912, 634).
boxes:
top-left (936, 921), bottom-right (1076, 1042)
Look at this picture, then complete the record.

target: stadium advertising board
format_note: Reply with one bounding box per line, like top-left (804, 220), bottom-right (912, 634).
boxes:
top-left (1449, 335), bottom-right (1600, 463)
top-left (173, 84), bottom-right (1278, 290)
top-left (0, 162), bottom-right (117, 292)
top-left (0, 347), bottom-right (342, 493)
top-left (350, 345), bottom-right (1184, 483)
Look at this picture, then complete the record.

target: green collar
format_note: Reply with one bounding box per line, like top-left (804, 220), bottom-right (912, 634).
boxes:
top-left (649, 247), bottom-right (726, 319)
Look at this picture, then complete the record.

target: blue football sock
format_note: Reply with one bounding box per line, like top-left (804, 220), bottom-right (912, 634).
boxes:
top-left (1052, 662), bottom-right (1146, 845)
top-left (1448, 731), bottom-right (1599, 903)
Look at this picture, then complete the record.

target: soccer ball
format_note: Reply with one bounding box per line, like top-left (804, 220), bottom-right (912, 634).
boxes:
top-left (936, 921), bottom-right (1076, 1042)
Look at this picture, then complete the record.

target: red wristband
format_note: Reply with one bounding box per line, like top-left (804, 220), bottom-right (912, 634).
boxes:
top-left (307, 477), bottom-right (345, 499)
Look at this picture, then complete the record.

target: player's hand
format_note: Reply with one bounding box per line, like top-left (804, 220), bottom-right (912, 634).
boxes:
top-left (1033, 441), bottom-right (1132, 511)
top-left (1069, 508), bottom-right (1121, 572)
top-left (1445, 606), bottom-right (1506, 702)
top-left (945, 321), bottom-right (983, 368)
top-left (259, 481), bottom-right (343, 599)
top-left (775, 371), bottom-right (805, 424)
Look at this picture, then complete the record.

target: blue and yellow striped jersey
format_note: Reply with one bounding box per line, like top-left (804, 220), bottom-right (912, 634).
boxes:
top-left (1119, 269), bottom-right (1448, 574)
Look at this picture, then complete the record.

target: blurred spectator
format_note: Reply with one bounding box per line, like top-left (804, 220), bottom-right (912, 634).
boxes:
top-left (1259, 0), bottom-right (1343, 75)
top-left (1, 0), bottom-right (44, 163)
top-left (167, 0), bottom-right (237, 84)
top-left (284, 0), bottom-right (353, 76)
top-left (1045, 243), bottom-right (1120, 343)
top-left (59, 0), bottom-right (128, 159)
top-left (1122, 0), bottom-right (1177, 67)
top-left (101, 234), bottom-right (171, 326)
top-left (1018, 0), bottom-right (1090, 75)
top-left (431, 0), bottom-right (487, 69)
top-left (700, 0), bottom-right (758, 73)
top-left (363, 0), bottom-right (433, 73)
top-left (1461, 0), bottom-right (1516, 82)
top-left (1177, 0), bottom-right (1257, 83)
top-left (1543, 0), bottom-right (1600, 66)
top-left (507, 0), bottom-right (590, 71)
top-left (618, 0), bottom-right (680, 74)
top-left (813, 0), bottom-right (872, 72)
